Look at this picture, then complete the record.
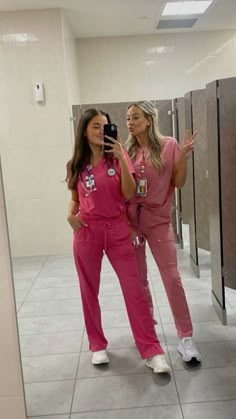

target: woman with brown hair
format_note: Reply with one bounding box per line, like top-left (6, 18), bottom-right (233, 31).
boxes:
top-left (66, 108), bottom-right (171, 372)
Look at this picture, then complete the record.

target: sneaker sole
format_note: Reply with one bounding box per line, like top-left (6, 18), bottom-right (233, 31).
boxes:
top-left (92, 358), bottom-right (110, 365)
top-left (145, 361), bottom-right (171, 374)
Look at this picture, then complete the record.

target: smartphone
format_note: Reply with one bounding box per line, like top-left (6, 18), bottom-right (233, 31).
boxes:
top-left (104, 123), bottom-right (117, 151)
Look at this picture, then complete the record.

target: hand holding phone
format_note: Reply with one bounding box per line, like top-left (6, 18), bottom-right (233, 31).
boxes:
top-left (103, 123), bottom-right (117, 151)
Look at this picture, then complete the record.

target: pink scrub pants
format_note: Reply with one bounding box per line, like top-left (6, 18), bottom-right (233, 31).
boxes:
top-left (73, 214), bottom-right (164, 359)
top-left (130, 206), bottom-right (193, 338)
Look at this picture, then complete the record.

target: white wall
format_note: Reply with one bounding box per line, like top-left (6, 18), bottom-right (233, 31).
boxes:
top-left (77, 30), bottom-right (236, 104)
top-left (62, 11), bottom-right (81, 112)
top-left (0, 9), bottom-right (76, 256)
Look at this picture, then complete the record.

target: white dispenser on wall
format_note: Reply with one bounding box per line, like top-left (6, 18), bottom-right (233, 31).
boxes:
top-left (34, 81), bottom-right (45, 103)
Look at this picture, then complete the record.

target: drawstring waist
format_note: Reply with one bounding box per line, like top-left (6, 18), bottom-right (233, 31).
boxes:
top-left (137, 204), bottom-right (143, 228)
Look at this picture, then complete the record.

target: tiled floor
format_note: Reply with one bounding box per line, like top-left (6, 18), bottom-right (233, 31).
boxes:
top-left (12, 226), bottom-right (236, 419)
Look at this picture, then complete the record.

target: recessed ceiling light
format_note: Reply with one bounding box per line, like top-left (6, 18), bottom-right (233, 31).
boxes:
top-left (162, 1), bottom-right (213, 16)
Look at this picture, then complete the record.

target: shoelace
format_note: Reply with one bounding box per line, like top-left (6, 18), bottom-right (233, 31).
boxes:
top-left (182, 338), bottom-right (196, 350)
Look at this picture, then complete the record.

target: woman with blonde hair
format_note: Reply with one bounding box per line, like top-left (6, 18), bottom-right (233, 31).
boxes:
top-left (126, 101), bottom-right (201, 362)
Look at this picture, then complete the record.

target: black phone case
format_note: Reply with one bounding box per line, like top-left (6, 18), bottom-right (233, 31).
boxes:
top-left (104, 124), bottom-right (117, 151)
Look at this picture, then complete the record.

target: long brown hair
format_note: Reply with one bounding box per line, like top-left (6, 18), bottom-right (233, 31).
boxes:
top-left (67, 108), bottom-right (111, 190)
top-left (125, 101), bottom-right (165, 170)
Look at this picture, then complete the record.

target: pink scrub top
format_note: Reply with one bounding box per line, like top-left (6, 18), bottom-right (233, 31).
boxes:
top-left (77, 151), bottom-right (134, 220)
top-left (128, 137), bottom-right (181, 225)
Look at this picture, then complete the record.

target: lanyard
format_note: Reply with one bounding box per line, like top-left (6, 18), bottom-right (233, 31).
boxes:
top-left (136, 151), bottom-right (148, 197)
top-left (80, 165), bottom-right (96, 197)
top-left (79, 160), bottom-right (116, 196)
top-left (140, 151), bottom-right (146, 176)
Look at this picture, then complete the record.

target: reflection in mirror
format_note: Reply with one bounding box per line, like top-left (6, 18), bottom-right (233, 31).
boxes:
top-left (1, 1), bottom-right (236, 417)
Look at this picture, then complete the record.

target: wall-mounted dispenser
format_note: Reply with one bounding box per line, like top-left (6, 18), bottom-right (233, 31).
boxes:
top-left (34, 81), bottom-right (45, 103)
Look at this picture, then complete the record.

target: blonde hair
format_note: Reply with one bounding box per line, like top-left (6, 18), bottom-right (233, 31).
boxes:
top-left (125, 101), bottom-right (165, 170)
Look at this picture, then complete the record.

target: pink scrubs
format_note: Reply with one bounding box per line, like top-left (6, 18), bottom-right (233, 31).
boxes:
top-left (73, 153), bottom-right (164, 359)
top-left (127, 137), bottom-right (193, 338)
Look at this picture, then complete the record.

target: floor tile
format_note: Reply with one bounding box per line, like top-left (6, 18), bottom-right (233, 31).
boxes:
top-left (13, 277), bottom-right (36, 291)
top-left (168, 341), bottom-right (236, 370)
top-left (100, 309), bottom-right (161, 328)
top-left (81, 324), bottom-right (165, 352)
top-left (99, 295), bottom-right (128, 311)
top-left (174, 366), bottom-right (236, 403)
top-left (71, 405), bottom-right (183, 419)
top-left (38, 261), bottom-right (76, 278)
top-left (33, 275), bottom-right (77, 289)
top-left (25, 286), bottom-right (80, 301)
top-left (20, 330), bottom-right (83, 356)
top-left (12, 256), bottom-right (47, 280)
top-left (18, 314), bottom-right (84, 335)
top-left (182, 400), bottom-right (236, 419)
top-left (15, 288), bottom-right (30, 302)
top-left (77, 346), bottom-right (168, 379)
top-left (18, 299), bottom-right (83, 317)
top-left (25, 380), bottom-right (74, 416)
top-left (72, 373), bottom-right (178, 412)
top-left (99, 282), bottom-right (124, 296)
top-left (28, 416), bottom-right (69, 419)
top-left (22, 353), bottom-right (79, 383)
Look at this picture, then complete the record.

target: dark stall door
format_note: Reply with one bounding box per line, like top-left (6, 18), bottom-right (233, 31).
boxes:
top-left (185, 91), bottom-right (200, 277)
top-left (207, 80), bottom-right (226, 323)
top-left (192, 89), bottom-right (210, 252)
top-left (173, 98), bottom-right (183, 248)
top-left (218, 78), bottom-right (236, 291)
top-left (176, 97), bottom-right (192, 226)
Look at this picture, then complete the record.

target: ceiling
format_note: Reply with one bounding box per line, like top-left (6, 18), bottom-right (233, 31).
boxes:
top-left (0, 0), bottom-right (236, 38)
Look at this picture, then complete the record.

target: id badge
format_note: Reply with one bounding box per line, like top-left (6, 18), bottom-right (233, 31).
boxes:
top-left (85, 175), bottom-right (95, 188)
top-left (137, 178), bottom-right (147, 197)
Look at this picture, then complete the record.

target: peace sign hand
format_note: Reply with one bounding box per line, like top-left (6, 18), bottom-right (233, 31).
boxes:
top-left (180, 130), bottom-right (197, 161)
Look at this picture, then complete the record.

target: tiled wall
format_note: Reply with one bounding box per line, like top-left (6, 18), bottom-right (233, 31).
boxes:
top-left (62, 11), bottom-right (81, 116)
top-left (0, 159), bottom-right (26, 419)
top-left (0, 9), bottom-right (77, 256)
top-left (77, 31), bottom-right (236, 104)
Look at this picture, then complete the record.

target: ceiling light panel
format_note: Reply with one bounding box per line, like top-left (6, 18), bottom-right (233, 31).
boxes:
top-left (162, 1), bottom-right (213, 16)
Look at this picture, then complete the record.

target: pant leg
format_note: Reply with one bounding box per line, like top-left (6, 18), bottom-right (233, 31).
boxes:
top-left (128, 204), bottom-right (155, 315)
top-left (105, 218), bottom-right (164, 359)
top-left (147, 223), bottom-right (193, 338)
top-left (73, 225), bottom-right (108, 351)
top-left (134, 241), bottom-right (155, 313)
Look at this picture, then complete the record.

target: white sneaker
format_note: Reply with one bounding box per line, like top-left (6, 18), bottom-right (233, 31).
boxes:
top-left (178, 337), bottom-right (202, 362)
top-left (92, 350), bottom-right (110, 365)
top-left (146, 354), bottom-right (171, 373)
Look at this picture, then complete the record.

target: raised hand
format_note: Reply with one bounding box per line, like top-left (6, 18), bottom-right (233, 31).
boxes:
top-left (180, 130), bottom-right (197, 160)
top-left (103, 130), bottom-right (126, 161)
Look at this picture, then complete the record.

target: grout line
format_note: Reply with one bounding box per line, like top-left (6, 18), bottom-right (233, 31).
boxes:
top-left (70, 403), bottom-right (182, 416)
top-left (16, 255), bottom-right (51, 314)
top-left (69, 328), bottom-right (85, 415)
